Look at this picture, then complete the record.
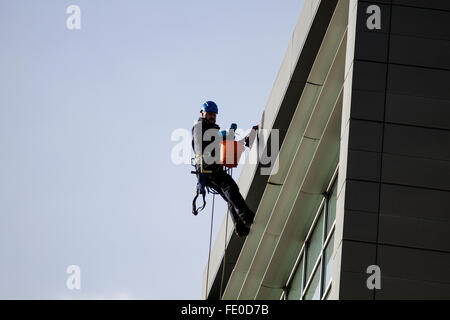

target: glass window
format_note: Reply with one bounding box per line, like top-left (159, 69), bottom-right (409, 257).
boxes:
top-left (326, 181), bottom-right (337, 236)
top-left (285, 172), bottom-right (338, 301)
top-left (323, 232), bottom-right (334, 291)
top-left (306, 210), bottom-right (324, 281)
top-left (304, 265), bottom-right (321, 300)
top-left (287, 255), bottom-right (304, 300)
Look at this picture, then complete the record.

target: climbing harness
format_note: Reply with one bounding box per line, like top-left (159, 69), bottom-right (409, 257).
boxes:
top-left (192, 173), bottom-right (207, 216)
top-left (191, 157), bottom-right (219, 216)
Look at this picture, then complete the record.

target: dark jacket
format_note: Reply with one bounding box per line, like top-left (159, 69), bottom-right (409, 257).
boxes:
top-left (192, 117), bottom-right (222, 172)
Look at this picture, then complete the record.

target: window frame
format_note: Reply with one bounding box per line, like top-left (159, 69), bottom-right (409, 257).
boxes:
top-left (282, 167), bottom-right (339, 300)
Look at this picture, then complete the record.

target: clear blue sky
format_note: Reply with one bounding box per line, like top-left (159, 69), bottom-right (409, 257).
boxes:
top-left (0, 0), bottom-right (304, 299)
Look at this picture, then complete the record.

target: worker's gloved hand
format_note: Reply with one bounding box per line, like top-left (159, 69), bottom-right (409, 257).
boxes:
top-left (245, 124), bottom-right (259, 147)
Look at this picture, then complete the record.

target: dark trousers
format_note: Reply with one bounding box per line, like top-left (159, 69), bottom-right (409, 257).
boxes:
top-left (205, 169), bottom-right (254, 226)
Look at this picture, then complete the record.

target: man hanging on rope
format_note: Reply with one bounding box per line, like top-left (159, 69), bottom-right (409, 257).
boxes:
top-left (191, 101), bottom-right (258, 237)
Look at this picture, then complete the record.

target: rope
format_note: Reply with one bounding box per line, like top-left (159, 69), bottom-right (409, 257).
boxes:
top-left (220, 204), bottom-right (229, 299)
top-left (219, 168), bottom-right (232, 299)
top-left (205, 193), bottom-right (215, 300)
top-left (205, 167), bottom-right (232, 300)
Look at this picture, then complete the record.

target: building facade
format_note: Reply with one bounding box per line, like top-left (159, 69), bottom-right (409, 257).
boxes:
top-left (203, 0), bottom-right (450, 300)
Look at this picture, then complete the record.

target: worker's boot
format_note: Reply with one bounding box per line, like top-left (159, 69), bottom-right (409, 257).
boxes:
top-left (241, 210), bottom-right (255, 228)
top-left (229, 201), bottom-right (254, 228)
top-left (234, 222), bottom-right (250, 238)
top-left (228, 205), bottom-right (250, 237)
top-left (230, 198), bottom-right (255, 228)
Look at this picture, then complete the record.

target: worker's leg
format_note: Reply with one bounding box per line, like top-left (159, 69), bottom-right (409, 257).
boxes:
top-left (225, 202), bottom-right (250, 237)
top-left (206, 177), bottom-right (250, 237)
top-left (209, 170), bottom-right (255, 226)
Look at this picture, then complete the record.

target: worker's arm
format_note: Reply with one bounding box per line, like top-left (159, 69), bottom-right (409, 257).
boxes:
top-left (192, 121), bottom-right (208, 172)
top-left (192, 121), bottom-right (203, 157)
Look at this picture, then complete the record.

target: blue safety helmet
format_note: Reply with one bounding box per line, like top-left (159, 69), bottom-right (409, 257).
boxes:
top-left (201, 101), bottom-right (218, 114)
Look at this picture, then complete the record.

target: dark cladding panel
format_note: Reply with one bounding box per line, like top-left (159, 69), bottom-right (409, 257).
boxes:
top-left (342, 209), bottom-right (378, 243)
top-left (391, 5), bottom-right (450, 40)
top-left (377, 245), bottom-right (450, 284)
top-left (344, 180), bottom-right (380, 213)
top-left (359, 0), bottom-right (391, 4)
top-left (346, 149), bottom-right (381, 182)
top-left (352, 61), bottom-right (387, 93)
top-left (355, 32), bottom-right (389, 62)
top-left (376, 276), bottom-right (450, 299)
top-left (350, 61), bottom-right (387, 121)
top-left (378, 213), bottom-right (450, 252)
top-left (385, 93), bottom-right (450, 130)
top-left (348, 119), bottom-right (383, 152)
top-left (339, 271), bottom-right (374, 300)
top-left (340, 240), bottom-right (377, 274)
top-left (382, 153), bottom-right (450, 191)
top-left (380, 184), bottom-right (450, 221)
top-left (389, 35), bottom-right (450, 70)
top-left (392, 0), bottom-right (450, 11)
top-left (379, 183), bottom-right (450, 251)
top-left (350, 90), bottom-right (385, 122)
top-left (387, 64), bottom-right (450, 100)
top-left (383, 124), bottom-right (450, 161)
